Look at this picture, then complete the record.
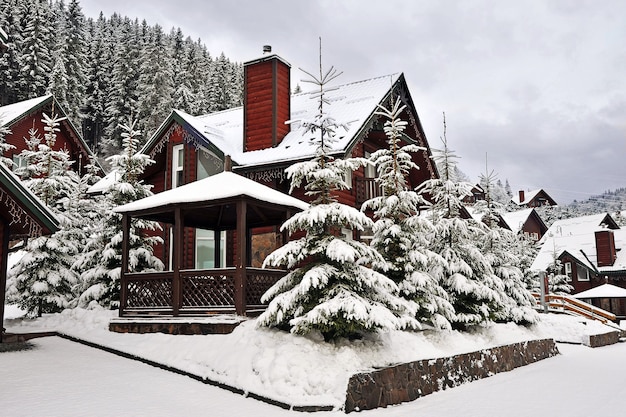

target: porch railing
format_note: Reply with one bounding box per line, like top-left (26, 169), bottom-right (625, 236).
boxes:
top-left (120, 267), bottom-right (286, 317)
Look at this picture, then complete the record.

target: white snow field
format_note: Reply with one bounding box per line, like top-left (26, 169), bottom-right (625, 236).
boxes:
top-left (2, 307), bottom-right (625, 416)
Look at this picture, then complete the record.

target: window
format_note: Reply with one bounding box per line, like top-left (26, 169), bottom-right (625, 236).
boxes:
top-left (172, 144), bottom-right (184, 188)
top-left (342, 169), bottom-right (352, 189)
top-left (564, 262), bottom-right (572, 282)
top-left (197, 149), bottom-right (223, 180)
top-left (12, 155), bottom-right (27, 171)
top-left (577, 266), bottom-right (590, 282)
top-left (196, 229), bottom-right (226, 269)
top-left (341, 228), bottom-right (353, 241)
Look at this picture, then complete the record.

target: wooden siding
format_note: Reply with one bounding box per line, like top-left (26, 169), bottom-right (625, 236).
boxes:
top-left (4, 109), bottom-right (88, 175)
top-left (244, 58), bottom-right (290, 151)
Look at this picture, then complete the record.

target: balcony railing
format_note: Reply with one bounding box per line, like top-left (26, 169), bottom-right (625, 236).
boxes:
top-left (120, 268), bottom-right (286, 316)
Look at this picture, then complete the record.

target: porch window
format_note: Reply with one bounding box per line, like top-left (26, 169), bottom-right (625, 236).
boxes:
top-left (172, 144), bottom-right (184, 188)
top-left (196, 229), bottom-right (226, 269)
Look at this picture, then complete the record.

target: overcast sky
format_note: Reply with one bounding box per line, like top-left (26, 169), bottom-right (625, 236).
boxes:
top-left (79, 0), bottom-right (626, 204)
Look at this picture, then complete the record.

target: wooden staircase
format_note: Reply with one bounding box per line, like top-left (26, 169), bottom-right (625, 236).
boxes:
top-left (531, 292), bottom-right (617, 324)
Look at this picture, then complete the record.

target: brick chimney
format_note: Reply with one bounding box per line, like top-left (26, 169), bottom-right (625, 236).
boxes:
top-left (518, 190), bottom-right (525, 204)
top-left (595, 230), bottom-right (617, 267)
top-left (243, 46), bottom-right (291, 152)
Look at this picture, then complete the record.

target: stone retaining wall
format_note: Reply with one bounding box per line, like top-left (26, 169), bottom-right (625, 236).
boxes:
top-left (344, 338), bottom-right (559, 413)
top-left (584, 331), bottom-right (620, 348)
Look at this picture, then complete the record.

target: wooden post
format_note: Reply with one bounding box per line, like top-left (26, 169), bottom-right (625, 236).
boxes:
top-left (173, 207), bottom-right (183, 316)
top-left (119, 214), bottom-right (130, 317)
top-left (0, 220), bottom-right (8, 343)
top-left (235, 199), bottom-right (247, 316)
top-left (214, 229), bottom-right (221, 268)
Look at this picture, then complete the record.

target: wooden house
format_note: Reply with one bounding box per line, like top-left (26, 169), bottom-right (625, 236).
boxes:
top-left (531, 212), bottom-right (626, 318)
top-left (134, 49), bottom-right (438, 273)
top-left (500, 208), bottom-right (548, 241)
top-left (511, 189), bottom-right (557, 208)
top-left (0, 162), bottom-right (58, 342)
top-left (0, 95), bottom-right (99, 176)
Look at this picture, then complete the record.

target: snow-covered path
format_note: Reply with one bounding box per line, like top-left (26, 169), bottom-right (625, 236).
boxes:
top-left (2, 336), bottom-right (626, 416)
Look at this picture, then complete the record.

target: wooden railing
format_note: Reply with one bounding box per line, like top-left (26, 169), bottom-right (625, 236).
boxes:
top-left (356, 177), bottom-right (382, 205)
top-left (120, 267), bottom-right (286, 317)
top-left (531, 292), bottom-right (617, 324)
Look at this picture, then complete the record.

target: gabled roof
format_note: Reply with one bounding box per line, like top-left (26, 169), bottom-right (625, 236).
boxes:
top-left (0, 95), bottom-right (101, 171)
top-left (0, 161), bottom-right (58, 236)
top-left (501, 208), bottom-right (535, 233)
top-left (531, 212), bottom-right (625, 272)
top-left (142, 73), bottom-right (427, 171)
top-left (573, 283), bottom-right (626, 299)
top-left (511, 188), bottom-right (557, 206)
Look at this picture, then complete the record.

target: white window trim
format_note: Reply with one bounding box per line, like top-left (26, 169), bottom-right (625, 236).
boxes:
top-left (564, 262), bottom-right (572, 282)
top-left (172, 144), bottom-right (184, 188)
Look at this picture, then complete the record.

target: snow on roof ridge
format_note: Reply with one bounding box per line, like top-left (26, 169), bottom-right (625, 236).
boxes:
top-left (0, 95), bottom-right (53, 127)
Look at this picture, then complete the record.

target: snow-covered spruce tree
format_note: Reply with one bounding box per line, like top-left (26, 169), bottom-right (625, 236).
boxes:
top-left (546, 257), bottom-right (574, 295)
top-left (6, 112), bottom-right (82, 316)
top-left (258, 55), bottom-right (418, 341)
top-left (362, 98), bottom-right (453, 330)
top-left (418, 115), bottom-right (502, 329)
top-left (475, 169), bottom-right (538, 324)
top-left (76, 119), bottom-right (163, 309)
top-left (0, 124), bottom-right (15, 168)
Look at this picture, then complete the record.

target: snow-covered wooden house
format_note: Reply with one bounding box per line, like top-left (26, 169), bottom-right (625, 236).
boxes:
top-left (109, 49), bottom-right (439, 321)
top-left (531, 212), bottom-right (626, 317)
top-left (0, 95), bottom-right (99, 176)
top-left (137, 49), bottom-right (438, 272)
top-left (0, 162), bottom-right (58, 342)
top-left (500, 208), bottom-right (548, 241)
top-left (512, 189), bottom-right (557, 208)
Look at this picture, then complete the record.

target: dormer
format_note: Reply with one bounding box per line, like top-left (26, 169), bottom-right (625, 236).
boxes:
top-left (243, 45), bottom-right (291, 152)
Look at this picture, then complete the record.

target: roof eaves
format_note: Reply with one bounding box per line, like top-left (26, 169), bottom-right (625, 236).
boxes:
top-left (0, 163), bottom-right (59, 233)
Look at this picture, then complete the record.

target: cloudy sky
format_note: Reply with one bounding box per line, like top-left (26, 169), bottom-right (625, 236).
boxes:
top-left (79, 0), bottom-right (626, 204)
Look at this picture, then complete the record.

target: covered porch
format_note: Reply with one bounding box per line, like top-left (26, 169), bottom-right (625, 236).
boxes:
top-left (115, 169), bottom-right (308, 319)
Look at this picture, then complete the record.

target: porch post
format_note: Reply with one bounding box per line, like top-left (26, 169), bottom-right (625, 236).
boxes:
top-left (119, 214), bottom-right (130, 317)
top-left (214, 229), bottom-right (221, 268)
top-left (173, 207), bottom-right (183, 316)
top-left (0, 220), bottom-right (8, 343)
top-left (235, 199), bottom-right (247, 316)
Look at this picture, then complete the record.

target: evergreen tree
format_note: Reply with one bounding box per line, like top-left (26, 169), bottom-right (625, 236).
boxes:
top-left (6, 112), bottom-right (81, 316)
top-left (418, 114), bottom-right (502, 329)
top-left (476, 169), bottom-right (538, 324)
top-left (19, 0), bottom-right (53, 98)
top-left (136, 24), bottom-right (173, 137)
top-left (0, 0), bottom-right (25, 104)
top-left (0, 123), bottom-right (15, 168)
top-left (76, 119), bottom-right (163, 309)
top-left (258, 53), bottom-right (417, 341)
top-left (362, 98), bottom-right (453, 329)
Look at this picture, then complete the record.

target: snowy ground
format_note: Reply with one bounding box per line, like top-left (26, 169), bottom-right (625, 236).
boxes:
top-left (2, 305), bottom-right (624, 415)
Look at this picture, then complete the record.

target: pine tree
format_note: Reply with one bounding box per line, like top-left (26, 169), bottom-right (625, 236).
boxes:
top-left (6, 112), bottom-right (81, 316)
top-left (476, 169), bottom-right (538, 324)
top-left (362, 98), bottom-right (453, 329)
top-left (19, 0), bottom-right (53, 99)
top-left (258, 49), bottom-right (417, 341)
top-left (76, 119), bottom-right (163, 309)
top-left (0, 0), bottom-right (25, 104)
top-left (0, 123), bottom-right (15, 168)
top-left (418, 114), bottom-right (502, 329)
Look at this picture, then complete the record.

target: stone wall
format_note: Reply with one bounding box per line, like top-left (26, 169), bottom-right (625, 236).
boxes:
top-left (344, 338), bottom-right (559, 412)
top-left (584, 331), bottom-right (620, 348)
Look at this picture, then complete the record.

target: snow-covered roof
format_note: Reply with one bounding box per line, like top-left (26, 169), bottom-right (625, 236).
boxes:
top-left (87, 169), bottom-right (121, 194)
top-left (573, 283), bottom-right (626, 299)
top-left (531, 212), bottom-right (626, 272)
top-left (501, 208), bottom-right (534, 234)
top-left (0, 161), bottom-right (59, 234)
top-left (0, 95), bottom-right (52, 127)
top-left (115, 171), bottom-right (309, 214)
top-left (143, 73), bottom-right (401, 168)
top-left (511, 189), bottom-right (542, 205)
